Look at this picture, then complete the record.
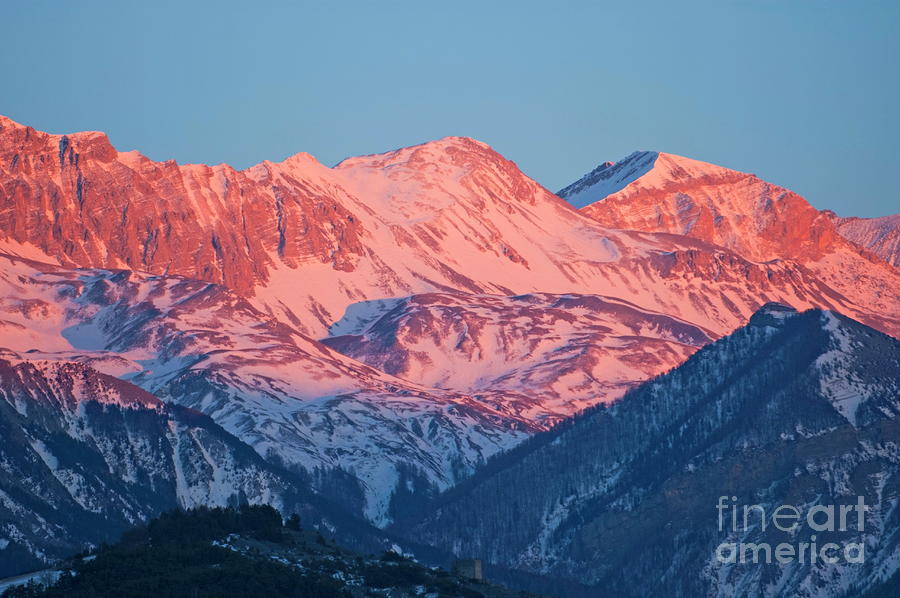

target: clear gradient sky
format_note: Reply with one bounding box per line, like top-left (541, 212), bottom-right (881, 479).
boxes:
top-left (2, 1), bottom-right (898, 217)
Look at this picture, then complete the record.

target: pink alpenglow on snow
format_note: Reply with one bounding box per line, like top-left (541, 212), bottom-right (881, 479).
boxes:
top-left (1, 115), bottom-right (899, 528)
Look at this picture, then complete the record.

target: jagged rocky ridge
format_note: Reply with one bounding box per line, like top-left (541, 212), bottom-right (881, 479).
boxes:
top-left (399, 305), bottom-right (900, 597)
top-left (2, 115), bottom-right (897, 340)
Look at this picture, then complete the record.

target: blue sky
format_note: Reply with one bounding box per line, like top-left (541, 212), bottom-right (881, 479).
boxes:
top-left (2, 1), bottom-right (898, 217)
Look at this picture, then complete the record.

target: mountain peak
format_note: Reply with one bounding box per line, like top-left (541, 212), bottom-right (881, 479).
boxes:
top-left (748, 301), bottom-right (800, 328)
top-left (558, 150), bottom-right (752, 209)
top-left (410, 135), bottom-right (493, 153)
top-left (430, 135), bottom-right (492, 148)
top-left (645, 151), bottom-right (749, 186)
top-left (564, 148), bottom-right (879, 264)
top-left (0, 114), bottom-right (25, 130)
top-left (248, 150), bottom-right (326, 177)
top-left (0, 357), bottom-right (163, 411)
top-left (0, 113), bottom-right (110, 143)
top-left (557, 151), bottom-right (659, 208)
top-left (333, 136), bottom-right (495, 171)
top-left (279, 151), bottom-right (322, 167)
top-left (0, 114), bottom-right (122, 167)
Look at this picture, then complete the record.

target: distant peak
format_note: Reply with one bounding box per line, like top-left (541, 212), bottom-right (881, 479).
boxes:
top-left (334, 136), bottom-right (496, 170)
top-left (558, 151), bottom-right (659, 208)
top-left (649, 151), bottom-right (749, 182)
top-left (1, 115), bottom-right (504, 180)
top-left (431, 135), bottom-right (491, 148)
top-left (559, 150), bottom-right (756, 209)
top-left (0, 357), bottom-right (163, 410)
top-left (0, 114), bottom-right (109, 141)
top-left (277, 151), bottom-right (323, 169)
top-left (413, 136), bottom-right (493, 152)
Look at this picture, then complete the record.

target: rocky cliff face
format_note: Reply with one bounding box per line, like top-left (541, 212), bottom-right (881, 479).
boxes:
top-left (0, 115), bottom-right (363, 302)
top-left (402, 305), bottom-right (900, 597)
top-left (1, 115), bottom-right (626, 337)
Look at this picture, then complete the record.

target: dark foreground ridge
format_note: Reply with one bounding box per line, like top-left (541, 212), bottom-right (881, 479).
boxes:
top-left (1, 505), bottom-right (547, 598)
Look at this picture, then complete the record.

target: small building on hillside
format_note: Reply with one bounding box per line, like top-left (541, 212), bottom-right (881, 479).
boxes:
top-left (451, 558), bottom-right (483, 581)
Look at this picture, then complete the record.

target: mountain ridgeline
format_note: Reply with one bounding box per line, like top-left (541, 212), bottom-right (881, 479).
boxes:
top-left (0, 115), bottom-right (898, 596)
top-left (0, 357), bottom-right (425, 578)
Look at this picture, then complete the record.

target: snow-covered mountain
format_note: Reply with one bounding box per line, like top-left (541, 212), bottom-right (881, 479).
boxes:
top-left (0, 115), bottom-right (640, 337)
top-left (2, 114), bottom-right (899, 584)
top-left (323, 292), bottom-right (713, 420)
top-left (0, 252), bottom-right (536, 525)
top-left (557, 151), bottom-right (659, 209)
top-left (562, 150), bottom-right (899, 270)
top-left (401, 305), bottom-right (900, 597)
top-left (561, 151), bottom-right (841, 261)
top-left (2, 116), bottom-right (899, 536)
top-left (561, 151), bottom-right (900, 332)
top-left (3, 115), bottom-right (897, 341)
top-left (0, 356), bottom-right (309, 576)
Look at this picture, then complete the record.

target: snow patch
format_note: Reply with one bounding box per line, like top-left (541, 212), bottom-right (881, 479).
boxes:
top-left (558, 152), bottom-right (659, 209)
